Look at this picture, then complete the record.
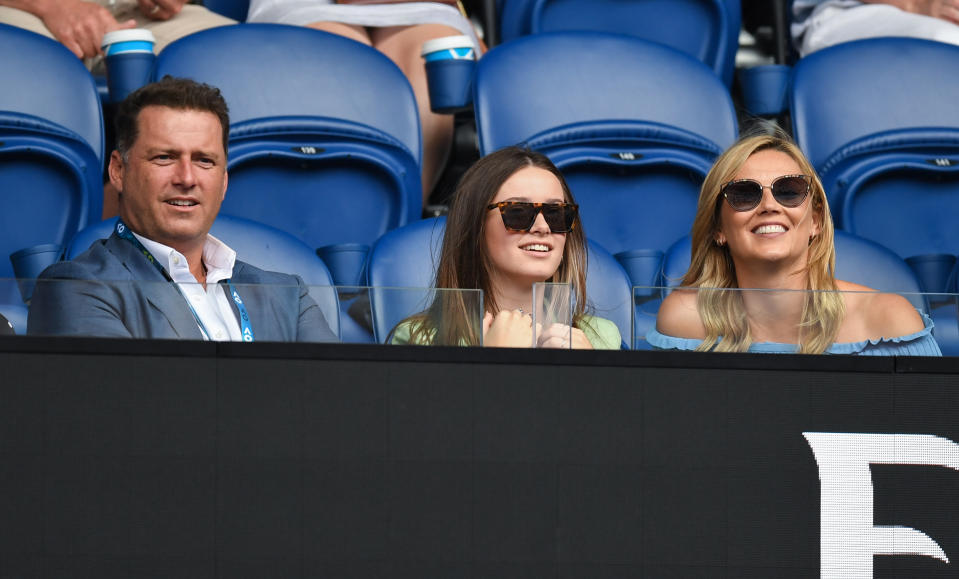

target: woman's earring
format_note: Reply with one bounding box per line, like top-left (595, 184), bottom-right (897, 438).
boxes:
top-left (715, 238), bottom-right (726, 247)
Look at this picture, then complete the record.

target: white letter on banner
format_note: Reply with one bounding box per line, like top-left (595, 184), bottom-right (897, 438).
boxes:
top-left (804, 432), bottom-right (959, 579)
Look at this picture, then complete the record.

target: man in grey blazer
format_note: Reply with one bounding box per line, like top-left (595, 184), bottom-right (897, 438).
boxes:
top-left (28, 76), bottom-right (336, 342)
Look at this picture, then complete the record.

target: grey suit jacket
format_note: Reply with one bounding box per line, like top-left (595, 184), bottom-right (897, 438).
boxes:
top-left (27, 233), bottom-right (337, 342)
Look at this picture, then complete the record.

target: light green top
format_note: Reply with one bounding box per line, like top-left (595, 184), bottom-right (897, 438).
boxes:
top-left (391, 314), bottom-right (622, 349)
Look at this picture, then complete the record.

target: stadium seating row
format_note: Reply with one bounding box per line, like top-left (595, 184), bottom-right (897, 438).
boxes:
top-left (5, 19), bottom-right (955, 262)
top-left (12, 210), bottom-right (959, 352)
top-left (1, 20), bottom-right (958, 352)
top-left (1, 209), bottom-right (953, 356)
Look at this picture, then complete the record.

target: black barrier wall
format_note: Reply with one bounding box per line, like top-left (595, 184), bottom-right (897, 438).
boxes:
top-left (1, 338), bottom-right (958, 579)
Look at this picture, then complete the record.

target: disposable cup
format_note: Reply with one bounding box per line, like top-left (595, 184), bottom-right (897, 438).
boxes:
top-left (102, 29), bottom-right (156, 103)
top-left (421, 35), bottom-right (476, 113)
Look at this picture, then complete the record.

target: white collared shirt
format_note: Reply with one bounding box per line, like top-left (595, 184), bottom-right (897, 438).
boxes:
top-left (133, 232), bottom-right (242, 341)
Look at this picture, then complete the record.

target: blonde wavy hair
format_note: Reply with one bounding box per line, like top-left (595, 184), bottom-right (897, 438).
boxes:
top-left (682, 133), bottom-right (844, 354)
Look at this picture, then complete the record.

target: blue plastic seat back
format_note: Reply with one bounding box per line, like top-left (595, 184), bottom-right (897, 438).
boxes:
top-left (792, 37), bottom-right (959, 172)
top-left (476, 32), bottom-right (737, 155)
top-left (834, 161), bottom-right (959, 259)
top-left (65, 218), bottom-right (118, 260)
top-left (366, 216), bottom-right (633, 346)
top-left (791, 38), bottom-right (959, 258)
top-left (0, 23), bottom-right (104, 305)
top-left (0, 24), bottom-right (103, 161)
top-left (202, 0), bottom-right (250, 21)
top-left (584, 239), bottom-right (634, 347)
top-left (66, 215), bottom-right (341, 337)
top-left (155, 24), bottom-right (422, 252)
top-left (366, 217), bottom-right (446, 343)
top-left (499, 0), bottom-right (741, 86)
top-left (554, 153), bottom-right (710, 257)
top-left (662, 231), bottom-right (927, 312)
top-left (474, 32), bottom-right (737, 255)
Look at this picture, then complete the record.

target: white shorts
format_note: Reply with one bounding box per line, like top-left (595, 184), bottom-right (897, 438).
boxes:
top-left (798, 0), bottom-right (959, 56)
top-left (247, 0), bottom-right (481, 51)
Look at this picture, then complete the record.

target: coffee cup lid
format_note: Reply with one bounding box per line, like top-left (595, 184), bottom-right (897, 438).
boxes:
top-left (102, 28), bottom-right (156, 49)
top-left (421, 35), bottom-right (473, 56)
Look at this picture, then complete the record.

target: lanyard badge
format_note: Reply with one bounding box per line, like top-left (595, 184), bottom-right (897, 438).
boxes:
top-left (115, 219), bottom-right (255, 342)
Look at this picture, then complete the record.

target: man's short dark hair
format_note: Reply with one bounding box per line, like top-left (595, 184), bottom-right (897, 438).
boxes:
top-left (114, 75), bottom-right (230, 159)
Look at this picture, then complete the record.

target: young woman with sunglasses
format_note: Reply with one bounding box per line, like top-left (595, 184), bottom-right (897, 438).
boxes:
top-left (650, 132), bottom-right (941, 355)
top-left (391, 146), bottom-right (621, 348)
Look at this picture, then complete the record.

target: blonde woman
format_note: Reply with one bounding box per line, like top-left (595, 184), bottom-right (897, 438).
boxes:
top-left (392, 146), bottom-right (621, 348)
top-left (650, 133), bottom-right (941, 355)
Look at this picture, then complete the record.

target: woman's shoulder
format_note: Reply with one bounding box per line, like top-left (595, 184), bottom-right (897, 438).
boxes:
top-left (390, 319), bottom-right (415, 345)
top-left (655, 288), bottom-right (707, 339)
top-left (836, 279), bottom-right (925, 341)
top-left (390, 317), bottom-right (435, 346)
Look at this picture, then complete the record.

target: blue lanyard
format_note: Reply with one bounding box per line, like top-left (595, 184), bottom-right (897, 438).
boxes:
top-left (115, 219), bottom-right (255, 342)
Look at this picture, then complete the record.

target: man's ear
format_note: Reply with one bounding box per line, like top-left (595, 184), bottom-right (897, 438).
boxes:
top-left (108, 150), bottom-right (125, 194)
top-left (220, 169), bottom-right (228, 202)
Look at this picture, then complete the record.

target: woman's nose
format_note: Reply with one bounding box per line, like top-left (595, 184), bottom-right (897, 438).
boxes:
top-left (529, 210), bottom-right (551, 233)
top-left (757, 186), bottom-right (780, 212)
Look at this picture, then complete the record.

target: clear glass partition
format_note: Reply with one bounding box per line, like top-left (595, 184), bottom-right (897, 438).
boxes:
top-left (532, 282), bottom-right (573, 348)
top-left (15, 278), bottom-right (481, 346)
top-left (5, 277), bottom-right (954, 356)
top-left (21, 277), bottom-right (342, 343)
top-left (339, 285), bottom-right (484, 346)
top-left (631, 285), bottom-right (949, 356)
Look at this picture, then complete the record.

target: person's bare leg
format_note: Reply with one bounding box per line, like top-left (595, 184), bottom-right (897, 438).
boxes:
top-left (306, 21), bottom-right (372, 45)
top-left (372, 24), bottom-right (462, 205)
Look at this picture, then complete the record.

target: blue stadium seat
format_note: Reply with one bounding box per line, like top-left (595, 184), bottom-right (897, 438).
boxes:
top-left (366, 217), bottom-right (445, 343)
top-left (473, 31), bottom-right (738, 256)
top-left (791, 37), bottom-right (959, 264)
top-left (155, 24), bottom-right (422, 257)
top-left (66, 215), bottom-right (341, 338)
top-left (366, 216), bottom-right (633, 346)
top-left (202, 0), bottom-right (250, 21)
top-left (0, 23), bottom-right (104, 311)
top-left (498, 0), bottom-right (741, 86)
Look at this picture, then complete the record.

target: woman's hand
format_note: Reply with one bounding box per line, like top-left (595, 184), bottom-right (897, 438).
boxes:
top-left (483, 310), bottom-right (534, 348)
top-left (536, 323), bottom-right (593, 349)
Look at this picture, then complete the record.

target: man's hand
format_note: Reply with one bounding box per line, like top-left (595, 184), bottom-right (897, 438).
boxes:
top-left (879, 0), bottom-right (959, 24)
top-left (137, 0), bottom-right (186, 21)
top-left (917, 0), bottom-right (959, 25)
top-left (43, 0), bottom-right (136, 59)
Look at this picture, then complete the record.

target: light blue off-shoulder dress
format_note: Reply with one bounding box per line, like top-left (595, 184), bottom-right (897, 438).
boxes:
top-left (646, 312), bottom-right (942, 356)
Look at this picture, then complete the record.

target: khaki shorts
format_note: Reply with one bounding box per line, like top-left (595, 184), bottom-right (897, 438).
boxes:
top-left (0, 3), bottom-right (236, 71)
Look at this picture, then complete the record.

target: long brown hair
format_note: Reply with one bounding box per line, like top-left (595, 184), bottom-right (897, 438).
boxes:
top-left (404, 146), bottom-right (589, 345)
top-left (683, 132), bottom-right (843, 353)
